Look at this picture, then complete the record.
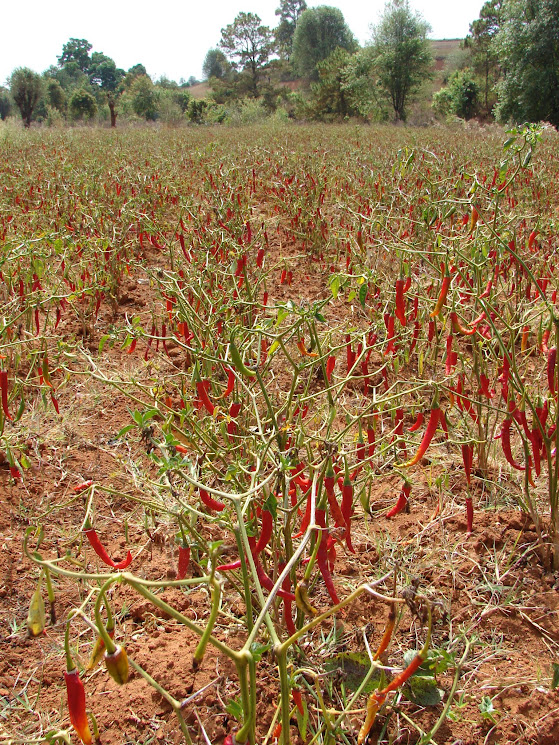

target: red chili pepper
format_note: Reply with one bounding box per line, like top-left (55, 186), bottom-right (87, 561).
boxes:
top-left (254, 509), bottom-right (273, 554)
top-left (73, 480), bottom-right (93, 493)
top-left (500, 418), bottom-right (525, 471)
top-left (200, 488), bottom-right (225, 512)
top-left (176, 543), bottom-right (190, 579)
top-left (409, 411), bottom-right (424, 432)
top-left (253, 555), bottom-right (296, 601)
top-left (480, 278), bottom-right (493, 298)
top-left (450, 311), bottom-right (477, 336)
top-left (316, 510), bottom-right (340, 605)
top-left (196, 380), bottom-right (215, 415)
top-left (384, 313), bottom-right (395, 356)
top-left (84, 527), bottom-right (133, 569)
top-left (400, 398), bottom-right (440, 468)
top-left (461, 443), bottom-right (473, 486)
top-left (216, 559), bottom-right (242, 572)
top-left (325, 471), bottom-right (345, 528)
top-left (395, 278), bottom-right (406, 326)
top-left (547, 347), bottom-right (557, 395)
top-left (292, 689), bottom-right (304, 716)
top-left (64, 669), bottom-right (93, 745)
top-left (479, 374), bottom-right (494, 399)
top-left (0, 371), bottom-right (13, 421)
top-left (445, 333), bottom-right (455, 376)
top-left (430, 272), bottom-right (451, 318)
top-left (346, 335), bottom-right (355, 372)
top-left (386, 481), bottom-right (411, 518)
top-left (326, 355), bottom-right (336, 382)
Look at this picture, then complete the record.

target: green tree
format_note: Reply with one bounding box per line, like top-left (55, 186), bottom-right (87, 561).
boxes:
top-left (69, 88), bottom-right (97, 120)
top-left (432, 69), bottom-right (480, 119)
top-left (89, 52), bottom-right (125, 126)
top-left (58, 38), bottom-right (92, 74)
top-left (369, 0), bottom-right (432, 122)
top-left (0, 87), bottom-right (11, 120)
top-left (310, 48), bottom-right (357, 119)
top-left (275, 0), bottom-right (307, 59)
top-left (291, 6), bottom-right (357, 80)
top-left (9, 68), bottom-right (44, 128)
top-left (220, 12), bottom-right (275, 97)
top-left (202, 49), bottom-right (230, 80)
top-left (45, 79), bottom-right (66, 112)
top-left (466, 0), bottom-right (503, 112)
top-left (130, 75), bottom-right (159, 120)
top-left (494, 0), bottom-right (559, 127)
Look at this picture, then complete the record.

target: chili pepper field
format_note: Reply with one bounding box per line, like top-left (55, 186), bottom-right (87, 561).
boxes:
top-left (2, 122), bottom-right (559, 745)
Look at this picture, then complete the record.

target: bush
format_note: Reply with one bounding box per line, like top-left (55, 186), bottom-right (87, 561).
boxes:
top-left (69, 88), bottom-right (97, 120)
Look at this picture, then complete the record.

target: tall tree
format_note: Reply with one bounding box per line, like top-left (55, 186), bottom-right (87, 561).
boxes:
top-left (57, 39), bottom-right (92, 74)
top-left (291, 6), bottom-right (357, 80)
top-left (369, 0), bottom-right (432, 122)
top-left (494, 0), bottom-right (559, 127)
top-left (275, 0), bottom-right (307, 59)
top-left (202, 49), bottom-right (230, 80)
top-left (466, 0), bottom-right (503, 111)
top-left (9, 68), bottom-right (43, 128)
top-left (220, 12), bottom-right (275, 97)
top-left (89, 52), bottom-right (125, 127)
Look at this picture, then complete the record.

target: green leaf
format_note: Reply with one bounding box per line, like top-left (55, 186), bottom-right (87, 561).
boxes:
top-left (117, 424), bottom-right (136, 439)
top-left (250, 641), bottom-right (271, 663)
top-left (296, 698), bottom-right (309, 741)
top-left (315, 311), bottom-right (326, 323)
top-left (98, 334), bottom-right (111, 353)
top-left (329, 273), bottom-right (340, 299)
top-left (407, 675), bottom-right (443, 706)
top-left (479, 695), bottom-right (498, 723)
top-left (225, 697), bottom-right (243, 722)
top-left (359, 282), bottom-right (368, 309)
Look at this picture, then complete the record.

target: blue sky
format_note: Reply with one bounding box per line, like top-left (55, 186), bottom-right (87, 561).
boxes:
top-left (2, 1), bottom-right (486, 86)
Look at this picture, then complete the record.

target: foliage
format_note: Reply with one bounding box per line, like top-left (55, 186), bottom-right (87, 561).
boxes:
top-left (130, 75), bottom-right (159, 120)
top-left (9, 67), bottom-right (44, 127)
top-left (494, 0), bottom-right (559, 127)
top-left (369, 0), bottom-right (432, 122)
top-left (220, 12), bottom-right (275, 97)
top-left (309, 48), bottom-right (357, 119)
top-left (45, 79), bottom-right (66, 112)
top-left (342, 47), bottom-right (390, 120)
top-left (0, 87), bottom-right (11, 120)
top-left (89, 52), bottom-right (125, 127)
top-left (465, 0), bottom-right (503, 112)
top-left (68, 88), bottom-right (97, 120)
top-left (433, 69), bottom-right (480, 120)
top-left (275, 0), bottom-right (307, 60)
top-left (57, 38), bottom-right (92, 74)
top-left (202, 49), bottom-right (230, 80)
top-left (291, 5), bottom-right (357, 80)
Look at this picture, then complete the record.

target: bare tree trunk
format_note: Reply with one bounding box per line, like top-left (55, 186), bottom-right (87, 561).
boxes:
top-left (108, 100), bottom-right (117, 128)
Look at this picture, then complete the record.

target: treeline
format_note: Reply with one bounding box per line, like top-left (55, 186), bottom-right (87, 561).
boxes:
top-left (2, 0), bottom-right (558, 129)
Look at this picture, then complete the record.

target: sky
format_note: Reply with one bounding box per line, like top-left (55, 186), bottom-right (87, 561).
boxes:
top-left (1, 1), bottom-right (486, 87)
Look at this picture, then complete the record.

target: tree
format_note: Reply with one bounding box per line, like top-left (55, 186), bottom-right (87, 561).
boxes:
top-left (466, 0), bottom-right (503, 112)
top-left (130, 75), bottom-right (159, 120)
top-left (432, 69), bottom-right (480, 119)
top-left (202, 49), bottom-right (230, 80)
top-left (309, 48), bottom-right (356, 119)
top-left (58, 39), bottom-right (92, 74)
top-left (291, 6), bottom-right (357, 80)
top-left (369, 0), bottom-right (432, 122)
top-left (89, 52), bottom-right (125, 126)
top-left (45, 79), bottom-right (66, 112)
top-left (220, 12), bottom-right (275, 97)
top-left (9, 68), bottom-right (44, 127)
top-left (69, 88), bottom-right (97, 120)
top-left (493, 0), bottom-right (559, 127)
top-left (0, 88), bottom-right (12, 120)
top-left (275, 0), bottom-right (307, 59)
